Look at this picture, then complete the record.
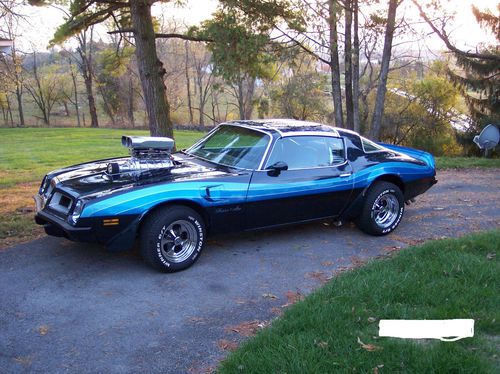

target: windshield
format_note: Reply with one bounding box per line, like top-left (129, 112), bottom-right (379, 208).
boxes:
top-left (187, 125), bottom-right (270, 169)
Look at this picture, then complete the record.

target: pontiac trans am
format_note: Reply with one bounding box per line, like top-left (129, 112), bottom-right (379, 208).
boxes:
top-left (34, 119), bottom-right (437, 272)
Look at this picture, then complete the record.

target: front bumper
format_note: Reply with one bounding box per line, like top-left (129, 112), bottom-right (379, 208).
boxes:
top-left (35, 210), bottom-right (93, 242)
top-left (35, 209), bottom-right (140, 252)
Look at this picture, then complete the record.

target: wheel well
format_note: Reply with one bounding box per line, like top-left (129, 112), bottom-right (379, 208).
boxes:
top-left (369, 174), bottom-right (405, 194)
top-left (137, 200), bottom-right (210, 234)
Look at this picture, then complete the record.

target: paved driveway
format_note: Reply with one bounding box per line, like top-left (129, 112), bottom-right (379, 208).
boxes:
top-left (1, 169), bottom-right (499, 373)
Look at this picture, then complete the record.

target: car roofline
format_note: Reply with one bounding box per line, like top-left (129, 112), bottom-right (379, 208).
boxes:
top-left (224, 120), bottom-right (343, 137)
top-left (280, 130), bottom-right (341, 138)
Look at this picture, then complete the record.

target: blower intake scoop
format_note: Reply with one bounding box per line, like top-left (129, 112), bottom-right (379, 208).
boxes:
top-left (121, 136), bottom-right (175, 151)
top-left (106, 136), bottom-right (175, 176)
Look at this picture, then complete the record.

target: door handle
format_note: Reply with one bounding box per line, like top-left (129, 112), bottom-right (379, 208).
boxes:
top-left (340, 173), bottom-right (352, 178)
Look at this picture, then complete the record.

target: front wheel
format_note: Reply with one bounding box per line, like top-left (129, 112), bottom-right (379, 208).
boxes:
top-left (355, 182), bottom-right (404, 236)
top-left (140, 206), bottom-right (206, 272)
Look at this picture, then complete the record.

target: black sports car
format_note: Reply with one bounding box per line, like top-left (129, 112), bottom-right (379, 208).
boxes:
top-left (34, 119), bottom-right (437, 272)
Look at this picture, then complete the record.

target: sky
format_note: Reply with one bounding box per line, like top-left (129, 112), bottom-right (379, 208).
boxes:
top-left (8, 0), bottom-right (499, 54)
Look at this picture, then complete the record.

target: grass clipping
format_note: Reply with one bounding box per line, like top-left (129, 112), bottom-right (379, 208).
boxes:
top-left (219, 230), bottom-right (500, 373)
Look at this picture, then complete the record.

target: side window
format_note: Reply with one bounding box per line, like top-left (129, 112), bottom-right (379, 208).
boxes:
top-left (361, 137), bottom-right (384, 153)
top-left (265, 136), bottom-right (345, 170)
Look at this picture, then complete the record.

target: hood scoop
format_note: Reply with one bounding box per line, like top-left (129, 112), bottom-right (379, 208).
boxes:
top-left (105, 135), bottom-right (176, 177)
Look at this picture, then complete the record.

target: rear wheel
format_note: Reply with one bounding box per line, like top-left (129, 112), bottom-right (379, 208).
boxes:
top-left (140, 206), bottom-right (205, 272)
top-left (355, 182), bottom-right (404, 236)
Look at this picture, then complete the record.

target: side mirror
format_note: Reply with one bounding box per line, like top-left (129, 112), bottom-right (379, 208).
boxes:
top-left (266, 161), bottom-right (288, 176)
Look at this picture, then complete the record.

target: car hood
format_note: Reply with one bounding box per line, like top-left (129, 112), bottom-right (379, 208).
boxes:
top-left (45, 153), bottom-right (235, 199)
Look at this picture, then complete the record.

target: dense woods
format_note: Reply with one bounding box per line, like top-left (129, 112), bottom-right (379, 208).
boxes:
top-left (0, 0), bottom-right (498, 156)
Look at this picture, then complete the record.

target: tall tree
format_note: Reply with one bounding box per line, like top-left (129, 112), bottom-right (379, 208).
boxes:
top-left (413, 0), bottom-right (499, 128)
top-left (24, 53), bottom-right (65, 126)
top-left (369, 0), bottom-right (401, 140)
top-left (329, 0), bottom-right (344, 127)
top-left (352, 0), bottom-right (360, 132)
top-left (184, 41), bottom-right (194, 124)
top-left (65, 55), bottom-right (81, 127)
top-left (30, 0), bottom-right (175, 137)
top-left (75, 28), bottom-right (99, 128)
top-left (0, 1), bottom-right (25, 127)
top-left (198, 6), bottom-right (289, 120)
top-left (344, 0), bottom-right (354, 130)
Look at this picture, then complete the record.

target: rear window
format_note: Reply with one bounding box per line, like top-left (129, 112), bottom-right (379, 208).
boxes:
top-left (361, 137), bottom-right (385, 153)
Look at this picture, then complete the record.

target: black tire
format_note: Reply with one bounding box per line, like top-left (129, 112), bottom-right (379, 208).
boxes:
top-left (140, 206), bottom-right (206, 272)
top-left (355, 182), bottom-right (404, 236)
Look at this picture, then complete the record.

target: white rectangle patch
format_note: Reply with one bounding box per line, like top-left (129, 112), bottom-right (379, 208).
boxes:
top-left (379, 319), bottom-right (474, 342)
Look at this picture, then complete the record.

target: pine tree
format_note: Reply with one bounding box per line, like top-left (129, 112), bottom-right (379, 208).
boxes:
top-left (447, 5), bottom-right (499, 129)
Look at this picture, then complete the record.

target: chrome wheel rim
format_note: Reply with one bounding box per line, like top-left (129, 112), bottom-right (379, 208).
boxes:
top-left (160, 220), bottom-right (198, 263)
top-left (372, 194), bottom-right (400, 228)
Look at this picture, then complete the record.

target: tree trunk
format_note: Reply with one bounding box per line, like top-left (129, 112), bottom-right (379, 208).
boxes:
top-left (237, 79), bottom-right (245, 120)
top-left (128, 77), bottom-right (135, 127)
top-left (352, 0), bottom-right (360, 133)
top-left (328, 0), bottom-right (344, 127)
top-left (244, 77), bottom-right (256, 120)
top-left (11, 42), bottom-right (26, 128)
top-left (15, 84), bottom-right (25, 127)
top-left (62, 101), bottom-right (69, 116)
top-left (1, 105), bottom-right (6, 126)
top-left (130, 0), bottom-right (173, 138)
top-left (369, 0), bottom-right (399, 140)
top-left (196, 67), bottom-right (210, 127)
top-left (344, 0), bottom-right (353, 130)
top-left (184, 41), bottom-right (194, 124)
top-left (97, 84), bottom-right (117, 127)
top-left (31, 51), bottom-right (50, 126)
top-left (84, 74), bottom-right (98, 127)
top-left (198, 82), bottom-right (205, 126)
top-left (6, 96), bottom-right (14, 127)
top-left (69, 59), bottom-right (81, 127)
top-left (77, 30), bottom-right (99, 128)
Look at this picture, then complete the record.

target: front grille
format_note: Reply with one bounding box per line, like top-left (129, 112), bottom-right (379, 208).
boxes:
top-left (47, 192), bottom-right (73, 216)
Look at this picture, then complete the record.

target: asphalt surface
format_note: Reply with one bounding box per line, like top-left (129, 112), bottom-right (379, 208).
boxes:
top-left (1, 169), bottom-right (499, 373)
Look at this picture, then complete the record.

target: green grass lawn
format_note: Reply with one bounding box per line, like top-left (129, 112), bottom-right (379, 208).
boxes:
top-left (0, 127), bottom-right (205, 248)
top-left (435, 157), bottom-right (500, 169)
top-left (0, 127), bottom-right (205, 187)
top-left (219, 230), bottom-right (500, 373)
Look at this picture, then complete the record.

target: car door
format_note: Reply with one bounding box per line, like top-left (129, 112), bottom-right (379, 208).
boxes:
top-left (245, 135), bottom-right (354, 229)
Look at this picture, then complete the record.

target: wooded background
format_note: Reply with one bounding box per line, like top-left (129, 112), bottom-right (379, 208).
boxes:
top-left (0, 0), bottom-right (498, 156)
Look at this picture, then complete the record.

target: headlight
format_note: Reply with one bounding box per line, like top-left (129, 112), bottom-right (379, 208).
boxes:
top-left (69, 199), bottom-right (85, 225)
top-left (39, 176), bottom-right (48, 194)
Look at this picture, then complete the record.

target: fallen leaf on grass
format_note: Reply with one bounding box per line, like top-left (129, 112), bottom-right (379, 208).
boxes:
top-left (486, 252), bottom-right (496, 260)
top-left (225, 320), bottom-right (268, 337)
top-left (314, 339), bottom-right (328, 349)
top-left (383, 245), bottom-right (402, 253)
top-left (270, 307), bottom-right (283, 316)
top-left (357, 337), bottom-right (382, 352)
top-left (373, 364), bottom-right (384, 373)
top-left (305, 271), bottom-right (330, 283)
top-left (282, 291), bottom-right (304, 307)
top-left (350, 256), bottom-right (367, 267)
top-left (367, 317), bottom-right (377, 323)
top-left (217, 339), bottom-right (238, 351)
top-left (38, 325), bottom-right (49, 336)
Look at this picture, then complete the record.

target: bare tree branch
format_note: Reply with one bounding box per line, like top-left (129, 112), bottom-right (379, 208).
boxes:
top-left (412, 0), bottom-right (500, 62)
